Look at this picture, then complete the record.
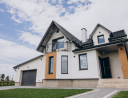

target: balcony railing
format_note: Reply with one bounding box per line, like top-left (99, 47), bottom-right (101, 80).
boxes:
top-left (45, 42), bottom-right (71, 53)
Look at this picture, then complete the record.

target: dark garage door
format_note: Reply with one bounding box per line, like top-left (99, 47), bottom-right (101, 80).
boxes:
top-left (21, 70), bottom-right (37, 86)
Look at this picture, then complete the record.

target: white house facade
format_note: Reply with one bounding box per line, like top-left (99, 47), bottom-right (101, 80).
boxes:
top-left (14, 21), bottom-right (128, 88)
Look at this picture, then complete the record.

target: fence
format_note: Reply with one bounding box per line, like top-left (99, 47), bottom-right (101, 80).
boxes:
top-left (0, 81), bottom-right (15, 86)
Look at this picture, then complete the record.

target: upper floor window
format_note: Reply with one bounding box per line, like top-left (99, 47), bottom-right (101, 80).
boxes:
top-left (49, 56), bottom-right (54, 74)
top-left (98, 35), bottom-right (105, 43)
top-left (61, 56), bottom-right (68, 74)
top-left (79, 54), bottom-right (88, 70)
top-left (52, 37), bottom-right (64, 51)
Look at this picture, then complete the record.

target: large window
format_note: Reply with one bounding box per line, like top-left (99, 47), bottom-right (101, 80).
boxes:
top-left (79, 54), bottom-right (88, 70)
top-left (61, 56), bottom-right (68, 74)
top-left (49, 57), bottom-right (54, 74)
top-left (52, 37), bottom-right (64, 51)
top-left (98, 35), bottom-right (105, 43)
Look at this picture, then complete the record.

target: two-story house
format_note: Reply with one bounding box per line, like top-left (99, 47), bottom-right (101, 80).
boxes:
top-left (13, 21), bottom-right (128, 88)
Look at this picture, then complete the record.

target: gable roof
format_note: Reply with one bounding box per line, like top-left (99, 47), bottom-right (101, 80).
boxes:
top-left (13, 55), bottom-right (43, 69)
top-left (89, 23), bottom-right (112, 38)
top-left (36, 20), bottom-right (82, 52)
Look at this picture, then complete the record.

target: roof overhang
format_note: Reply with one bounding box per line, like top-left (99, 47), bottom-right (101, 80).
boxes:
top-left (36, 21), bottom-right (82, 53)
top-left (13, 55), bottom-right (43, 69)
top-left (73, 39), bottom-right (128, 53)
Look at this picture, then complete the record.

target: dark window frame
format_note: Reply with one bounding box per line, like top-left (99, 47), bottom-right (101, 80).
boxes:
top-left (52, 37), bottom-right (64, 51)
top-left (97, 35), bottom-right (105, 44)
top-left (79, 53), bottom-right (88, 70)
top-left (49, 56), bottom-right (54, 74)
top-left (61, 55), bottom-right (68, 74)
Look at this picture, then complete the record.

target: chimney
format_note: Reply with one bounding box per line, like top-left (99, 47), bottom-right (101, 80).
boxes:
top-left (81, 28), bottom-right (87, 42)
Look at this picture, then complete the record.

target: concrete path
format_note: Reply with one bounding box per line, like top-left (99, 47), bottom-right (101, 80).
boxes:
top-left (67, 88), bottom-right (128, 98)
top-left (0, 86), bottom-right (128, 98)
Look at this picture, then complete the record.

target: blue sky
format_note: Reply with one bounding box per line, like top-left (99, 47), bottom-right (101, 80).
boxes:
top-left (0, 0), bottom-right (128, 79)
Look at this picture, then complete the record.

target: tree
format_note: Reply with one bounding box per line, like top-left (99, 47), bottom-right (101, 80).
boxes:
top-left (1, 74), bottom-right (5, 81)
top-left (6, 76), bottom-right (9, 81)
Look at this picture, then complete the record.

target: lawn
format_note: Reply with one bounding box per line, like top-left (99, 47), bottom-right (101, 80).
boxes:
top-left (0, 88), bottom-right (92, 98)
top-left (112, 91), bottom-right (128, 98)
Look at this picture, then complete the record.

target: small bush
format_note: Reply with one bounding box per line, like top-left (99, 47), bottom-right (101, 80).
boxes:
top-left (0, 81), bottom-right (15, 86)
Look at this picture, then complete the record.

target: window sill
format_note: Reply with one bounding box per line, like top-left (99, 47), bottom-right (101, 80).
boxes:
top-left (61, 73), bottom-right (69, 74)
top-left (79, 69), bottom-right (88, 71)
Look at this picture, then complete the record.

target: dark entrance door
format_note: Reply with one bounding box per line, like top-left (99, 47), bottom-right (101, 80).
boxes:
top-left (99, 57), bottom-right (112, 79)
top-left (21, 70), bottom-right (37, 86)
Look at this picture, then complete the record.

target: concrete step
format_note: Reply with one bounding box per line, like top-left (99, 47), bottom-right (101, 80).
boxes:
top-left (97, 79), bottom-right (128, 88)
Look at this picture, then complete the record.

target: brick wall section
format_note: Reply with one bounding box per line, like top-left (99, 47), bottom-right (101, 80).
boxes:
top-left (118, 45), bottom-right (128, 78)
top-left (45, 51), bottom-right (57, 79)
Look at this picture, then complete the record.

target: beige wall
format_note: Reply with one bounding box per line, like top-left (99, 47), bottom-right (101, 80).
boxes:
top-left (97, 51), bottom-right (124, 79)
top-left (36, 79), bottom-right (98, 88)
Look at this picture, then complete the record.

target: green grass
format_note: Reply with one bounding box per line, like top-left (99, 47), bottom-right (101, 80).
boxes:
top-left (0, 88), bottom-right (92, 98)
top-left (112, 91), bottom-right (128, 98)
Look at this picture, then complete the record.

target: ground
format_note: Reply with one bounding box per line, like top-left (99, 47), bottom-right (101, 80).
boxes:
top-left (112, 91), bottom-right (128, 98)
top-left (0, 88), bottom-right (92, 98)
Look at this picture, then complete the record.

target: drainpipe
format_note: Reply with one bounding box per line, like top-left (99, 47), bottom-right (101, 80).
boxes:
top-left (123, 40), bottom-right (128, 60)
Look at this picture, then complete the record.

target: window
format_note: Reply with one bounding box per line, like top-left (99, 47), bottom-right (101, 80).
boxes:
top-left (61, 56), bottom-right (68, 74)
top-left (98, 35), bottom-right (105, 43)
top-left (49, 57), bottom-right (54, 74)
top-left (79, 54), bottom-right (88, 70)
top-left (52, 37), bottom-right (64, 51)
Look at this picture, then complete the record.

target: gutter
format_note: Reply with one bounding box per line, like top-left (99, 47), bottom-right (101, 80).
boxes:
top-left (13, 55), bottom-right (43, 69)
top-left (73, 39), bottom-right (128, 53)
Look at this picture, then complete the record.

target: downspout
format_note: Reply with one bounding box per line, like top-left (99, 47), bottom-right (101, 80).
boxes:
top-left (123, 40), bottom-right (128, 60)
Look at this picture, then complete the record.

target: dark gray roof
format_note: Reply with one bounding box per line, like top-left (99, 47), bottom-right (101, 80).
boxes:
top-left (53, 21), bottom-right (82, 45)
top-left (13, 55), bottom-right (43, 69)
top-left (36, 20), bottom-right (82, 52)
top-left (73, 39), bottom-right (128, 53)
top-left (111, 30), bottom-right (127, 38)
top-left (80, 39), bottom-right (93, 46)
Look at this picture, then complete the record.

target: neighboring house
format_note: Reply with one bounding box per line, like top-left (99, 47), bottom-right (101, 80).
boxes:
top-left (13, 21), bottom-right (128, 88)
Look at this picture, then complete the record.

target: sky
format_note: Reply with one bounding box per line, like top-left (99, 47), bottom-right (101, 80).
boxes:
top-left (0, 0), bottom-right (128, 80)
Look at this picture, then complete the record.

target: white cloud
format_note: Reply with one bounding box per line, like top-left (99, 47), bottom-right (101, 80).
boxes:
top-left (0, 8), bottom-right (5, 12)
top-left (0, 38), bottom-right (41, 61)
top-left (0, 23), bottom-right (4, 26)
top-left (18, 31), bottom-right (42, 46)
top-left (0, 64), bottom-right (15, 80)
top-left (67, 0), bottom-right (87, 4)
top-left (11, 15), bottom-right (22, 23)
top-left (1, 0), bottom-right (128, 41)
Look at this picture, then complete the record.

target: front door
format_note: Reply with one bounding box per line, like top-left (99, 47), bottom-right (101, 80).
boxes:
top-left (99, 57), bottom-right (112, 79)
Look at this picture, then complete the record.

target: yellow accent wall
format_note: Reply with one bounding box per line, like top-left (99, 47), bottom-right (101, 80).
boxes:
top-left (118, 45), bottom-right (128, 78)
top-left (45, 51), bottom-right (57, 79)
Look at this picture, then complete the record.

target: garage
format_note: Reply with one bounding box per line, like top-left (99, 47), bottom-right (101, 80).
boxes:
top-left (21, 70), bottom-right (37, 86)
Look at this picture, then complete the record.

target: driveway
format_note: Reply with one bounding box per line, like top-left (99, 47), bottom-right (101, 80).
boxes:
top-left (0, 86), bottom-right (128, 98)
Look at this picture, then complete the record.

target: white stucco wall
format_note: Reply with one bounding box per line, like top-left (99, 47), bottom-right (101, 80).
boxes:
top-left (15, 56), bottom-right (46, 83)
top-left (92, 26), bottom-right (110, 45)
top-left (56, 49), bottom-right (99, 79)
top-left (56, 52), bottom-right (72, 79)
top-left (72, 50), bottom-right (99, 79)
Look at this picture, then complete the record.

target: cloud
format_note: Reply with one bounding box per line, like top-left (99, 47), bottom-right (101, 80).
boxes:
top-left (0, 64), bottom-right (15, 80)
top-left (11, 15), bottom-right (22, 23)
top-left (0, 38), bottom-right (41, 61)
top-left (0, 8), bottom-right (5, 12)
top-left (67, 0), bottom-right (87, 4)
top-left (18, 31), bottom-right (42, 46)
top-left (1, 0), bottom-right (128, 41)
